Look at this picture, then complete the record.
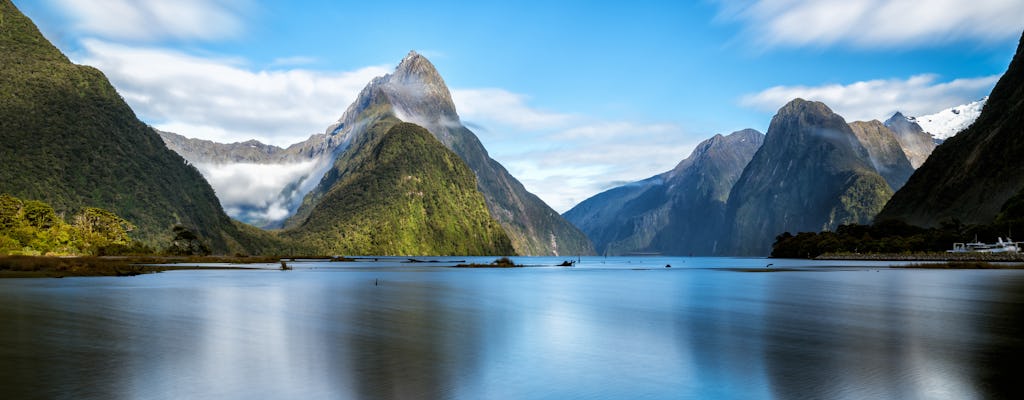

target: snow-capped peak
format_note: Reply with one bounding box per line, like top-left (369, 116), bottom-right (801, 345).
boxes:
top-left (910, 97), bottom-right (987, 141)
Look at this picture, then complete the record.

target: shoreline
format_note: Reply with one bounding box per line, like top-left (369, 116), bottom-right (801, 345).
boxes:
top-left (0, 255), bottom-right (283, 278)
top-left (815, 252), bottom-right (1024, 262)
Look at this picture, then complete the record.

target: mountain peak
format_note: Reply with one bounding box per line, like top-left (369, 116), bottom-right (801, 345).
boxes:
top-left (392, 50), bottom-right (445, 86)
top-left (777, 98), bottom-right (834, 117)
top-left (332, 51), bottom-right (458, 134)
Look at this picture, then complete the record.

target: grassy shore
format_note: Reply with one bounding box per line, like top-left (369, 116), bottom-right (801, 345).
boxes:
top-left (0, 255), bottom-right (283, 278)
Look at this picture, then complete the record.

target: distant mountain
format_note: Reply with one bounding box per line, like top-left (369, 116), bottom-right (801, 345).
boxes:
top-left (281, 122), bottom-right (514, 255)
top-left (723, 99), bottom-right (893, 255)
top-left (288, 52), bottom-right (593, 256)
top-left (848, 120), bottom-right (914, 190)
top-left (877, 32), bottom-right (1024, 227)
top-left (563, 129), bottom-right (763, 255)
top-left (0, 0), bottom-right (266, 253)
top-left (883, 112), bottom-right (937, 168)
top-left (157, 129), bottom-right (345, 164)
top-left (157, 129), bottom-right (345, 228)
top-left (910, 97), bottom-right (987, 141)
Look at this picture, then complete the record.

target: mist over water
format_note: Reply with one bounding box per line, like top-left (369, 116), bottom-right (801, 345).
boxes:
top-left (1, 258), bottom-right (1022, 399)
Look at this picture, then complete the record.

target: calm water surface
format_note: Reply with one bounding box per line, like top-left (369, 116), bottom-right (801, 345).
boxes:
top-left (1, 257), bottom-right (1023, 399)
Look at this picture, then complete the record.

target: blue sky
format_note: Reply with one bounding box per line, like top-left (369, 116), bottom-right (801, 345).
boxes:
top-left (16, 0), bottom-right (1024, 212)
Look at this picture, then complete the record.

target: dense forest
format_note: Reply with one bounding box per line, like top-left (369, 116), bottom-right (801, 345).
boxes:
top-left (772, 188), bottom-right (1024, 258)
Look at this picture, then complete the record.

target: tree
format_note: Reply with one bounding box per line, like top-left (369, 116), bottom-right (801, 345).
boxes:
top-left (21, 200), bottom-right (59, 229)
top-left (73, 207), bottom-right (135, 246)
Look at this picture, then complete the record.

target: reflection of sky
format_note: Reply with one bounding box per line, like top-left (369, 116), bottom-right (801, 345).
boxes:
top-left (0, 264), bottom-right (1022, 399)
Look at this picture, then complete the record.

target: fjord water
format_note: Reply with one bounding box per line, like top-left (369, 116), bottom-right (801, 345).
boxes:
top-left (1, 257), bottom-right (1022, 399)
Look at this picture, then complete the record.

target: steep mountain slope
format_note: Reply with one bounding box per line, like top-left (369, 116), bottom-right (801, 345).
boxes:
top-left (877, 33), bottom-right (1024, 227)
top-left (288, 52), bottom-right (593, 256)
top-left (883, 112), bottom-right (937, 168)
top-left (910, 97), bottom-right (987, 141)
top-left (723, 99), bottom-right (893, 255)
top-left (848, 120), bottom-right (914, 190)
top-left (0, 0), bottom-right (262, 253)
top-left (282, 122), bottom-right (514, 255)
top-left (564, 129), bottom-right (763, 255)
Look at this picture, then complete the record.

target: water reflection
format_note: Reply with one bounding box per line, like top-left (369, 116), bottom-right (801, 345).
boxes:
top-left (345, 276), bottom-right (485, 399)
top-left (1, 264), bottom-right (1024, 399)
top-left (761, 271), bottom-right (1022, 399)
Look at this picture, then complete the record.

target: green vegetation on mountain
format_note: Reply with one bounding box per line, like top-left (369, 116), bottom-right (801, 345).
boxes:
top-left (0, 0), bottom-right (270, 254)
top-left (0, 193), bottom-right (150, 255)
top-left (877, 31), bottom-right (1024, 227)
top-left (283, 121), bottom-right (514, 256)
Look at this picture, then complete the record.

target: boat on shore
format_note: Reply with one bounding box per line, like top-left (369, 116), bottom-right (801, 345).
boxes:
top-left (948, 237), bottom-right (1021, 253)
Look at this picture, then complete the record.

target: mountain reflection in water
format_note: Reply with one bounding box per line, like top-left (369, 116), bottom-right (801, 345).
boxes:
top-left (0, 257), bottom-right (1022, 399)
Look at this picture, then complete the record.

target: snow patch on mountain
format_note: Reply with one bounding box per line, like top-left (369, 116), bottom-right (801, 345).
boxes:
top-left (910, 97), bottom-right (987, 141)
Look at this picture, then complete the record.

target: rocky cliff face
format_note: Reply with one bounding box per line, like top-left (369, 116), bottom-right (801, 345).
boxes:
top-left (723, 99), bottom-right (892, 255)
top-left (0, 0), bottom-right (263, 253)
top-left (848, 120), bottom-right (915, 190)
top-left (883, 112), bottom-right (937, 168)
top-left (288, 51), bottom-right (594, 255)
top-left (877, 32), bottom-right (1024, 227)
top-left (564, 129), bottom-right (763, 255)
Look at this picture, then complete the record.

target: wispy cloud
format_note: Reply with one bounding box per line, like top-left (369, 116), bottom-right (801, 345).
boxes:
top-left (740, 74), bottom-right (999, 121)
top-left (440, 88), bottom-right (697, 212)
top-left (451, 88), bottom-right (576, 131)
top-left (77, 39), bottom-right (390, 146)
top-left (48, 0), bottom-right (252, 42)
top-left (476, 119), bottom-right (697, 213)
top-left (716, 0), bottom-right (1024, 48)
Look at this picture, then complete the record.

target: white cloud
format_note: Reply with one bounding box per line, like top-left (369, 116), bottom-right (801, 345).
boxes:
top-left (77, 39), bottom-right (390, 146)
top-left (196, 160), bottom-right (326, 223)
top-left (739, 74), bottom-right (999, 121)
top-left (479, 120), bottom-right (697, 213)
top-left (451, 88), bottom-right (576, 131)
top-left (717, 0), bottom-right (1024, 48)
top-left (49, 0), bottom-right (251, 41)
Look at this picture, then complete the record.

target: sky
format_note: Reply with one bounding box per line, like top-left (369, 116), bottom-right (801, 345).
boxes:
top-left (16, 0), bottom-right (1024, 213)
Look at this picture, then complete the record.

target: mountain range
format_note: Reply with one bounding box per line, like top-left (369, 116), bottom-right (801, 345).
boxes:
top-left (564, 94), bottom-right (990, 256)
top-left (562, 32), bottom-right (1012, 257)
top-left (5, 0), bottom-right (1012, 258)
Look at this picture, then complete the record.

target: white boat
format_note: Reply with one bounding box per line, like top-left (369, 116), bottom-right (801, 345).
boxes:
top-left (948, 237), bottom-right (1021, 253)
